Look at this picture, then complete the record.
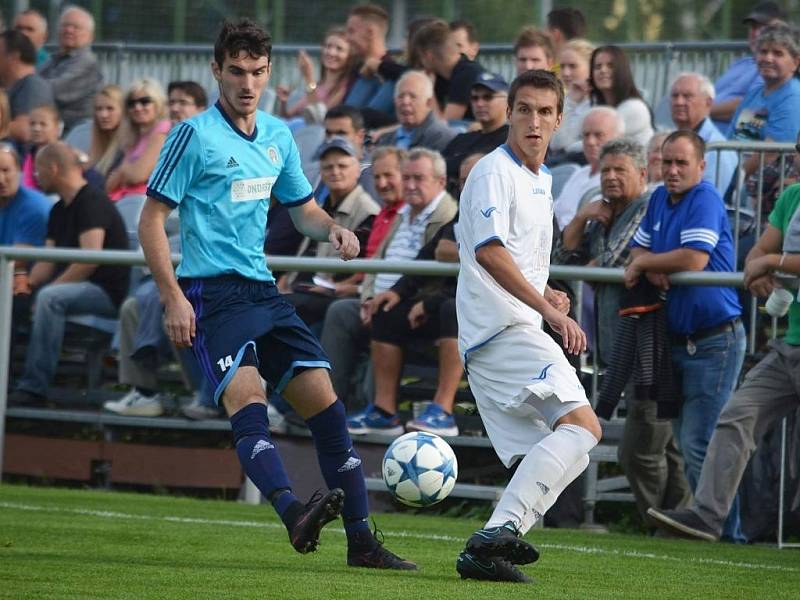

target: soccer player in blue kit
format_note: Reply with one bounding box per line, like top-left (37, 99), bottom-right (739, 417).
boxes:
top-left (138, 19), bottom-right (415, 570)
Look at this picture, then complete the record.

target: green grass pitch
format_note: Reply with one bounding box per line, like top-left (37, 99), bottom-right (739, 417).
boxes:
top-left (0, 484), bottom-right (797, 599)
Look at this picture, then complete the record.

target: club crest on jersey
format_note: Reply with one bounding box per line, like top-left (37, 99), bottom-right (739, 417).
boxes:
top-left (267, 146), bottom-right (280, 165)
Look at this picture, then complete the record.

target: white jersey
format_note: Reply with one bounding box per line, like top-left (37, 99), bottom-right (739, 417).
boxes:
top-left (456, 144), bottom-right (554, 357)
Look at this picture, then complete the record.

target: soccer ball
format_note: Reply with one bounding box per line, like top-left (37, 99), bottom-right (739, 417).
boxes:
top-left (382, 431), bottom-right (458, 507)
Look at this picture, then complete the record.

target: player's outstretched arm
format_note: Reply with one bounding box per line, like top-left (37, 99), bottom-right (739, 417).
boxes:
top-left (288, 200), bottom-right (360, 260)
top-left (477, 241), bottom-right (586, 355)
top-left (139, 197), bottom-right (195, 347)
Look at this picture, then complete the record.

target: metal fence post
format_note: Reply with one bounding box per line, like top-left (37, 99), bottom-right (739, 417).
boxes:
top-left (0, 256), bottom-right (15, 478)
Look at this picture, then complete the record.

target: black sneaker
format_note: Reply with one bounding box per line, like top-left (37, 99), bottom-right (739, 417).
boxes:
top-left (347, 528), bottom-right (417, 570)
top-left (465, 521), bottom-right (539, 565)
top-left (456, 551), bottom-right (533, 583)
top-left (646, 508), bottom-right (720, 542)
top-left (289, 488), bottom-right (345, 553)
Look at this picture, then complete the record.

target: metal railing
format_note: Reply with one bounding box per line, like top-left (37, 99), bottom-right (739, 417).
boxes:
top-left (85, 40), bottom-right (749, 110)
top-left (0, 247), bottom-right (794, 546)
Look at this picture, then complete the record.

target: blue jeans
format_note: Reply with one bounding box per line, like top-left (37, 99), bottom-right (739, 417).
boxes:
top-left (671, 320), bottom-right (746, 542)
top-left (17, 281), bottom-right (117, 395)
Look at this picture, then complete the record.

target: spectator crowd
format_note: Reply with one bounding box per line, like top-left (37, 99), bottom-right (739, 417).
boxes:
top-left (3, 2), bottom-right (800, 543)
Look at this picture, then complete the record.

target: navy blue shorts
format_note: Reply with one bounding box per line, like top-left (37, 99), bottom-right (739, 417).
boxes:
top-left (180, 276), bottom-right (330, 404)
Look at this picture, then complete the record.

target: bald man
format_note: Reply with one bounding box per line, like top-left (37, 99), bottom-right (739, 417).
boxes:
top-left (9, 143), bottom-right (129, 407)
top-left (39, 6), bottom-right (103, 131)
top-left (376, 70), bottom-right (456, 152)
top-left (554, 106), bottom-right (625, 230)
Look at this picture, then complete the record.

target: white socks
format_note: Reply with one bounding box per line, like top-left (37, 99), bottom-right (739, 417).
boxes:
top-left (487, 424), bottom-right (597, 533)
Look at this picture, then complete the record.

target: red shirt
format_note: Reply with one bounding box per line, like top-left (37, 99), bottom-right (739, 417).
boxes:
top-left (366, 201), bottom-right (405, 257)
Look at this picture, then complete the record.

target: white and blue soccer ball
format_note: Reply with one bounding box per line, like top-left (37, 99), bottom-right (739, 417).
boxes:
top-left (382, 431), bottom-right (458, 507)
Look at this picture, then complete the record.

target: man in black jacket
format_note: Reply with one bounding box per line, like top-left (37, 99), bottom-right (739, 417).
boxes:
top-left (442, 73), bottom-right (509, 193)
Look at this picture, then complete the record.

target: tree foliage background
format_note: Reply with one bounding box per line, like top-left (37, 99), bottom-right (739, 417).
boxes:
top-left (3, 0), bottom-right (798, 45)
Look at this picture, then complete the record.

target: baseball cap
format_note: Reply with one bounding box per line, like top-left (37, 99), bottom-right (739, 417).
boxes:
top-left (314, 136), bottom-right (359, 161)
top-left (742, 1), bottom-right (787, 25)
top-left (471, 71), bottom-right (509, 94)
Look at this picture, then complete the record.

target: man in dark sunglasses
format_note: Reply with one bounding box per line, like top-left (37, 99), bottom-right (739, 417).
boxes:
top-left (441, 72), bottom-right (509, 194)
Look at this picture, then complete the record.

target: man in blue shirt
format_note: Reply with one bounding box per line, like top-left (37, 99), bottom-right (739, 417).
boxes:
top-left (344, 5), bottom-right (396, 124)
top-left (0, 143), bottom-right (52, 368)
top-left (139, 19), bottom-right (415, 570)
top-left (710, 1), bottom-right (787, 132)
top-left (624, 130), bottom-right (747, 542)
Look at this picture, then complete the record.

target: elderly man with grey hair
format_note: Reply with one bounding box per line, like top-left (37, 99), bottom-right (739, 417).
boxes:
top-left (670, 72), bottom-right (737, 194)
top-left (39, 5), bottom-right (103, 131)
top-left (376, 70), bottom-right (456, 152)
top-left (555, 138), bottom-right (692, 526)
top-left (554, 106), bottom-right (625, 230)
top-left (347, 147), bottom-right (458, 435)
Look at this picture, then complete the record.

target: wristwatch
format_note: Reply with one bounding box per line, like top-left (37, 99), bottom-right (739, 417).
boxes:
top-left (305, 81), bottom-right (318, 93)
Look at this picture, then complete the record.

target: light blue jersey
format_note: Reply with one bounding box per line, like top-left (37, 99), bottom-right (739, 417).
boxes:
top-left (147, 101), bottom-right (313, 281)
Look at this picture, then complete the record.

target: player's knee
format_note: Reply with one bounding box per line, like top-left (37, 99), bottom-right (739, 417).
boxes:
top-left (557, 408), bottom-right (602, 442)
top-left (586, 417), bottom-right (603, 443)
top-left (224, 395), bottom-right (266, 417)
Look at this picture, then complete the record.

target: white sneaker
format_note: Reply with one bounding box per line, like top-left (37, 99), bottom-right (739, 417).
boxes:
top-left (103, 389), bottom-right (165, 417)
top-left (181, 394), bottom-right (224, 420)
top-left (267, 402), bottom-right (288, 434)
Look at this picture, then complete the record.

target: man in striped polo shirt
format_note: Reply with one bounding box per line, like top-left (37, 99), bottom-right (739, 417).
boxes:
top-left (347, 147), bottom-right (458, 434)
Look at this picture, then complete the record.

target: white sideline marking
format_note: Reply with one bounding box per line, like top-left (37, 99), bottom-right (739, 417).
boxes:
top-left (0, 501), bottom-right (796, 573)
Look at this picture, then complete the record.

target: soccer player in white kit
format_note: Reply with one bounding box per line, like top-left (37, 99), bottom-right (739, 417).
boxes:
top-left (454, 70), bottom-right (603, 583)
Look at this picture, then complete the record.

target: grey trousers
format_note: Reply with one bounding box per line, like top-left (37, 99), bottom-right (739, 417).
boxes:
top-left (118, 296), bottom-right (159, 390)
top-left (691, 339), bottom-right (800, 533)
top-left (619, 391), bottom-right (693, 524)
top-left (319, 298), bottom-right (369, 407)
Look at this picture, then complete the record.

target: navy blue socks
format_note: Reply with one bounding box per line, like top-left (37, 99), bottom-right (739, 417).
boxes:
top-left (306, 400), bottom-right (372, 544)
top-left (230, 403), bottom-right (302, 529)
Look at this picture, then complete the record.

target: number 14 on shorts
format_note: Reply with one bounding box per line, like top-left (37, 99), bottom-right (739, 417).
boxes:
top-left (217, 355), bottom-right (234, 371)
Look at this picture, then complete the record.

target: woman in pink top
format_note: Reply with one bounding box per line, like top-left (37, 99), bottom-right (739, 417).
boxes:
top-left (276, 26), bottom-right (356, 122)
top-left (106, 78), bottom-right (170, 201)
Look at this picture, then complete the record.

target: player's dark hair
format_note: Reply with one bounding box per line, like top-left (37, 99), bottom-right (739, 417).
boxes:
top-left (546, 8), bottom-right (587, 40)
top-left (214, 19), bottom-right (272, 67)
top-left (662, 130), bottom-right (706, 161)
top-left (0, 29), bottom-right (36, 65)
top-left (167, 80), bottom-right (208, 109)
top-left (449, 19), bottom-right (478, 43)
top-left (324, 105), bottom-right (365, 131)
top-left (508, 69), bottom-right (564, 116)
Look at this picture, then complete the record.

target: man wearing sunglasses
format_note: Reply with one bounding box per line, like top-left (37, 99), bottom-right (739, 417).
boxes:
top-left (442, 72), bottom-right (509, 194)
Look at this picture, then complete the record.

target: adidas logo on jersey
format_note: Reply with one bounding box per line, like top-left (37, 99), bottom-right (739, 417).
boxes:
top-left (250, 439), bottom-right (274, 459)
top-left (337, 456), bottom-right (362, 472)
top-left (226, 156), bottom-right (239, 168)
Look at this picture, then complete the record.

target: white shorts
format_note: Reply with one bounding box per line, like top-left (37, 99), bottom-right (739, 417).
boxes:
top-left (465, 324), bottom-right (590, 467)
